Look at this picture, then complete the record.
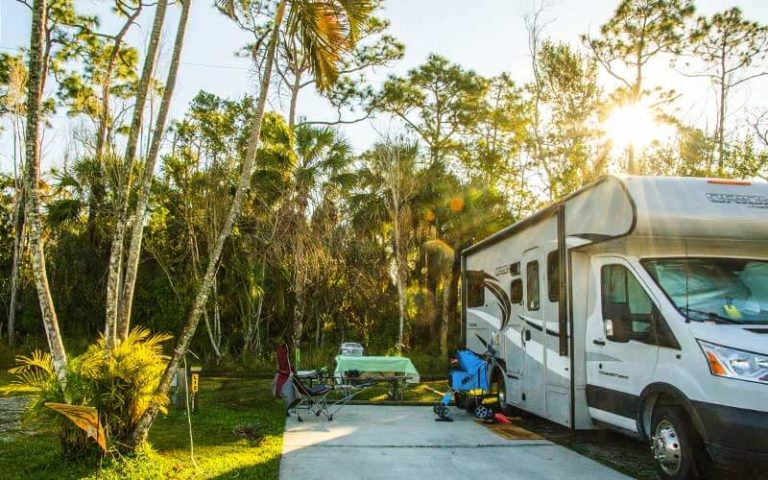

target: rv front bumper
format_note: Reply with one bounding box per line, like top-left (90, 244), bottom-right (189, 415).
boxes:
top-left (692, 400), bottom-right (768, 473)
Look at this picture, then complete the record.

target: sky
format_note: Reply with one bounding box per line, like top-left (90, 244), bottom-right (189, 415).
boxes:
top-left (3, 0), bottom-right (768, 173)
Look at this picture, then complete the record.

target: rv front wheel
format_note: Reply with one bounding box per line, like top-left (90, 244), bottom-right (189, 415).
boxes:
top-left (651, 405), bottom-right (706, 479)
top-left (492, 370), bottom-right (508, 414)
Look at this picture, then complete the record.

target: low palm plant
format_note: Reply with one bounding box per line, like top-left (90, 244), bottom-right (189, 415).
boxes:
top-left (7, 327), bottom-right (171, 455)
top-left (78, 327), bottom-right (172, 449)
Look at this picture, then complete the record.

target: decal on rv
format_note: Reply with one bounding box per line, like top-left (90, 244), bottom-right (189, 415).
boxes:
top-left (468, 271), bottom-right (512, 330)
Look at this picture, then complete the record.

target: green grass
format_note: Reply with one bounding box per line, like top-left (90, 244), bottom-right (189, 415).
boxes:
top-left (0, 377), bottom-right (285, 479)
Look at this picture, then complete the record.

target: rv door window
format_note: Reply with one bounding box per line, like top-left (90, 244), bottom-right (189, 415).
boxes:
top-left (601, 265), bottom-right (656, 344)
top-left (547, 250), bottom-right (559, 302)
top-left (466, 271), bottom-right (486, 308)
top-left (526, 261), bottom-right (540, 311)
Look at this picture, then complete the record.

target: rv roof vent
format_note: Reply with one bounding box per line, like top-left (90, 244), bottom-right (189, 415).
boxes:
top-left (745, 328), bottom-right (768, 334)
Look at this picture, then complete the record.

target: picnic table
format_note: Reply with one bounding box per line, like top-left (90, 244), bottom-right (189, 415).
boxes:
top-left (334, 355), bottom-right (420, 400)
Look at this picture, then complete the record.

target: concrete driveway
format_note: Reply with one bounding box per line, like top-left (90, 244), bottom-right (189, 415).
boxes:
top-left (280, 406), bottom-right (630, 480)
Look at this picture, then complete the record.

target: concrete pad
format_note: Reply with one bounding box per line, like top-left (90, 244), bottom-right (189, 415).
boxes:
top-left (280, 406), bottom-right (630, 480)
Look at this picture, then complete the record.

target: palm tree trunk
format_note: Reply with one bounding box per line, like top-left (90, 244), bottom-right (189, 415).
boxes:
top-left (105, 0), bottom-right (168, 348)
top-left (117, 0), bottom-right (190, 340)
top-left (128, 0), bottom-right (287, 447)
top-left (24, 0), bottom-right (68, 382)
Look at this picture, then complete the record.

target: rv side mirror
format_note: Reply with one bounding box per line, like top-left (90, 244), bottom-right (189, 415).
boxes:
top-left (604, 318), bottom-right (631, 343)
top-left (603, 319), bottom-right (614, 338)
top-left (510, 279), bottom-right (523, 304)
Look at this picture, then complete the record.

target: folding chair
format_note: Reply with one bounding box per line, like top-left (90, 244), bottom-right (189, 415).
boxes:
top-left (281, 373), bottom-right (375, 422)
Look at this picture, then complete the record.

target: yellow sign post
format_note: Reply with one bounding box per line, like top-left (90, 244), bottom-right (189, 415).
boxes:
top-left (191, 373), bottom-right (199, 393)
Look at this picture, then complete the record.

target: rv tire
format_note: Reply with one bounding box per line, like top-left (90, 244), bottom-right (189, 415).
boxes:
top-left (651, 405), bottom-right (708, 480)
top-left (492, 369), bottom-right (510, 415)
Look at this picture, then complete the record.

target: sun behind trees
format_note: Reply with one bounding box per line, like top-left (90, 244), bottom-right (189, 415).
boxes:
top-left (3, 0), bottom-right (768, 460)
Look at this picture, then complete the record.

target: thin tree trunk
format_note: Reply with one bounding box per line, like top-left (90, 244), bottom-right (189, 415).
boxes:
top-left (129, 0), bottom-right (287, 447)
top-left (288, 69), bottom-right (302, 130)
top-left (291, 188), bottom-right (310, 352)
top-left (440, 277), bottom-right (451, 356)
top-left (7, 185), bottom-right (25, 347)
top-left (393, 202), bottom-right (406, 353)
top-left (717, 73), bottom-right (727, 175)
top-left (117, 0), bottom-right (190, 339)
top-left (105, 0), bottom-right (168, 348)
top-left (89, 5), bottom-right (143, 244)
top-left (24, 0), bottom-right (68, 382)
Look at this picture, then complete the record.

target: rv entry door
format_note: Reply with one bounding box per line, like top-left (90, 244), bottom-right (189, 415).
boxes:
top-left (521, 247), bottom-right (546, 417)
top-left (586, 257), bottom-right (661, 432)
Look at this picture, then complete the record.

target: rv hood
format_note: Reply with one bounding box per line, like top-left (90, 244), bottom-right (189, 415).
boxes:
top-left (689, 322), bottom-right (768, 355)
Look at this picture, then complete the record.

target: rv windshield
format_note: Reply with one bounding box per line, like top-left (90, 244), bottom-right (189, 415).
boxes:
top-left (643, 258), bottom-right (768, 324)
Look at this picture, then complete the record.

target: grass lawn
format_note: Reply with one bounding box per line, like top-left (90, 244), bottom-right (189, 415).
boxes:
top-left (0, 377), bottom-right (286, 480)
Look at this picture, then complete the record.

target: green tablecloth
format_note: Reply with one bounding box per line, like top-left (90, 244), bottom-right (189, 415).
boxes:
top-left (334, 355), bottom-right (420, 383)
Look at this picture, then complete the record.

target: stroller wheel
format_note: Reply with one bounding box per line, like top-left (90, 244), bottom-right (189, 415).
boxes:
top-left (474, 405), bottom-right (493, 419)
top-left (436, 405), bottom-right (451, 419)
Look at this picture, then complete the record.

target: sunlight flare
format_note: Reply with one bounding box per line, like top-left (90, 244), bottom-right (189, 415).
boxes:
top-left (603, 103), bottom-right (671, 150)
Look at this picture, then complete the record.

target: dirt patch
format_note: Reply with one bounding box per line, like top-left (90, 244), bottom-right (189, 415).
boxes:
top-left (506, 412), bottom-right (658, 479)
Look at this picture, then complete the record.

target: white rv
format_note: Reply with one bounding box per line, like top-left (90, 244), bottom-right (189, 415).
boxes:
top-left (461, 176), bottom-right (768, 479)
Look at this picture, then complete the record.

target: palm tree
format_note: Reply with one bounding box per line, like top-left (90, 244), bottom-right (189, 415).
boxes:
top-left (23, 0), bottom-right (68, 383)
top-left (289, 124), bottom-right (353, 351)
top-left (118, 0), bottom-right (193, 340)
top-left (128, 0), bottom-right (374, 446)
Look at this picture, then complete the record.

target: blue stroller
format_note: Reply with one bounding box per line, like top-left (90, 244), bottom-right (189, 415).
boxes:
top-left (434, 347), bottom-right (493, 421)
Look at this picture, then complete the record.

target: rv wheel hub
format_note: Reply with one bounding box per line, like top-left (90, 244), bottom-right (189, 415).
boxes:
top-left (652, 420), bottom-right (682, 474)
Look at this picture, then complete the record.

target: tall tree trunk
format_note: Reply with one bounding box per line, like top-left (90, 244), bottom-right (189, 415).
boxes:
top-left (440, 277), bottom-right (451, 356)
top-left (717, 74), bottom-right (727, 175)
top-left (24, 0), bottom-right (68, 382)
top-left (446, 255), bottom-right (460, 347)
top-left (129, 0), bottom-right (287, 447)
top-left (89, 4), bottom-right (143, 245)
top-left (117, 0), bottom-right (190, 340)
top-left (105, 0), bottom-right (168, 348)
top-left (7, 185), bottom-right (25, 347)
top-left (288, 68), bottom-right (302, 130)
top-left (292, 192), bottom-right (309, 352)
top-left (393, 203), bottom-right (406, 353)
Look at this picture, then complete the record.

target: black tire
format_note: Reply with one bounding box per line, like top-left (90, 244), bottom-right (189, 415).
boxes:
top-left (492, 369), bottom-right (510, 415)
top-left (650, 405), bottom-right (709, 480)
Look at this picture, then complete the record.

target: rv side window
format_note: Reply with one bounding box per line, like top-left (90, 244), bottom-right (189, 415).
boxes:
top-left (601, 265), bottom-right (655, 344)
top-left (526, 261), bottom-right (540, 311)
top-left (510, 278), bottom-right (523, 304)
top-left (547, 250), bottom-right (559, 302)
top-left (466, 271), bottom-right (485, 308)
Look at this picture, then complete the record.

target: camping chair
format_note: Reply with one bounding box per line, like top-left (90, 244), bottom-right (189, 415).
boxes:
top-left (274, 344), bottom-right (375, 421)
top-left (281, 373), bottom-right (376, 422)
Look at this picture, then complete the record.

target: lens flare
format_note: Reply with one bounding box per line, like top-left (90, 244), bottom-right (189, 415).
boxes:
top-left (603, 103), bottom-right (671, 150)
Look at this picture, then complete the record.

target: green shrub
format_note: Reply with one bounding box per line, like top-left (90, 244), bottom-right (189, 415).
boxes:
top-left (6, 327), bottom-right (171, 455)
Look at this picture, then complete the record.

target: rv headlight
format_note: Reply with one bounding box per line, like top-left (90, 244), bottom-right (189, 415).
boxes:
top-left (698, 340), bottom-right (768, 385)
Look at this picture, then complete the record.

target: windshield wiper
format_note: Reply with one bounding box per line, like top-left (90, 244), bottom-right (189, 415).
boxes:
top-left (679, 307), bottom-right (741, 324)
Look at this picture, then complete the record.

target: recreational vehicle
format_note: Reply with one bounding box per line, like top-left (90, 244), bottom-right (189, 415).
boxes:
top-left (461, 175), bottom-right (768, 479)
